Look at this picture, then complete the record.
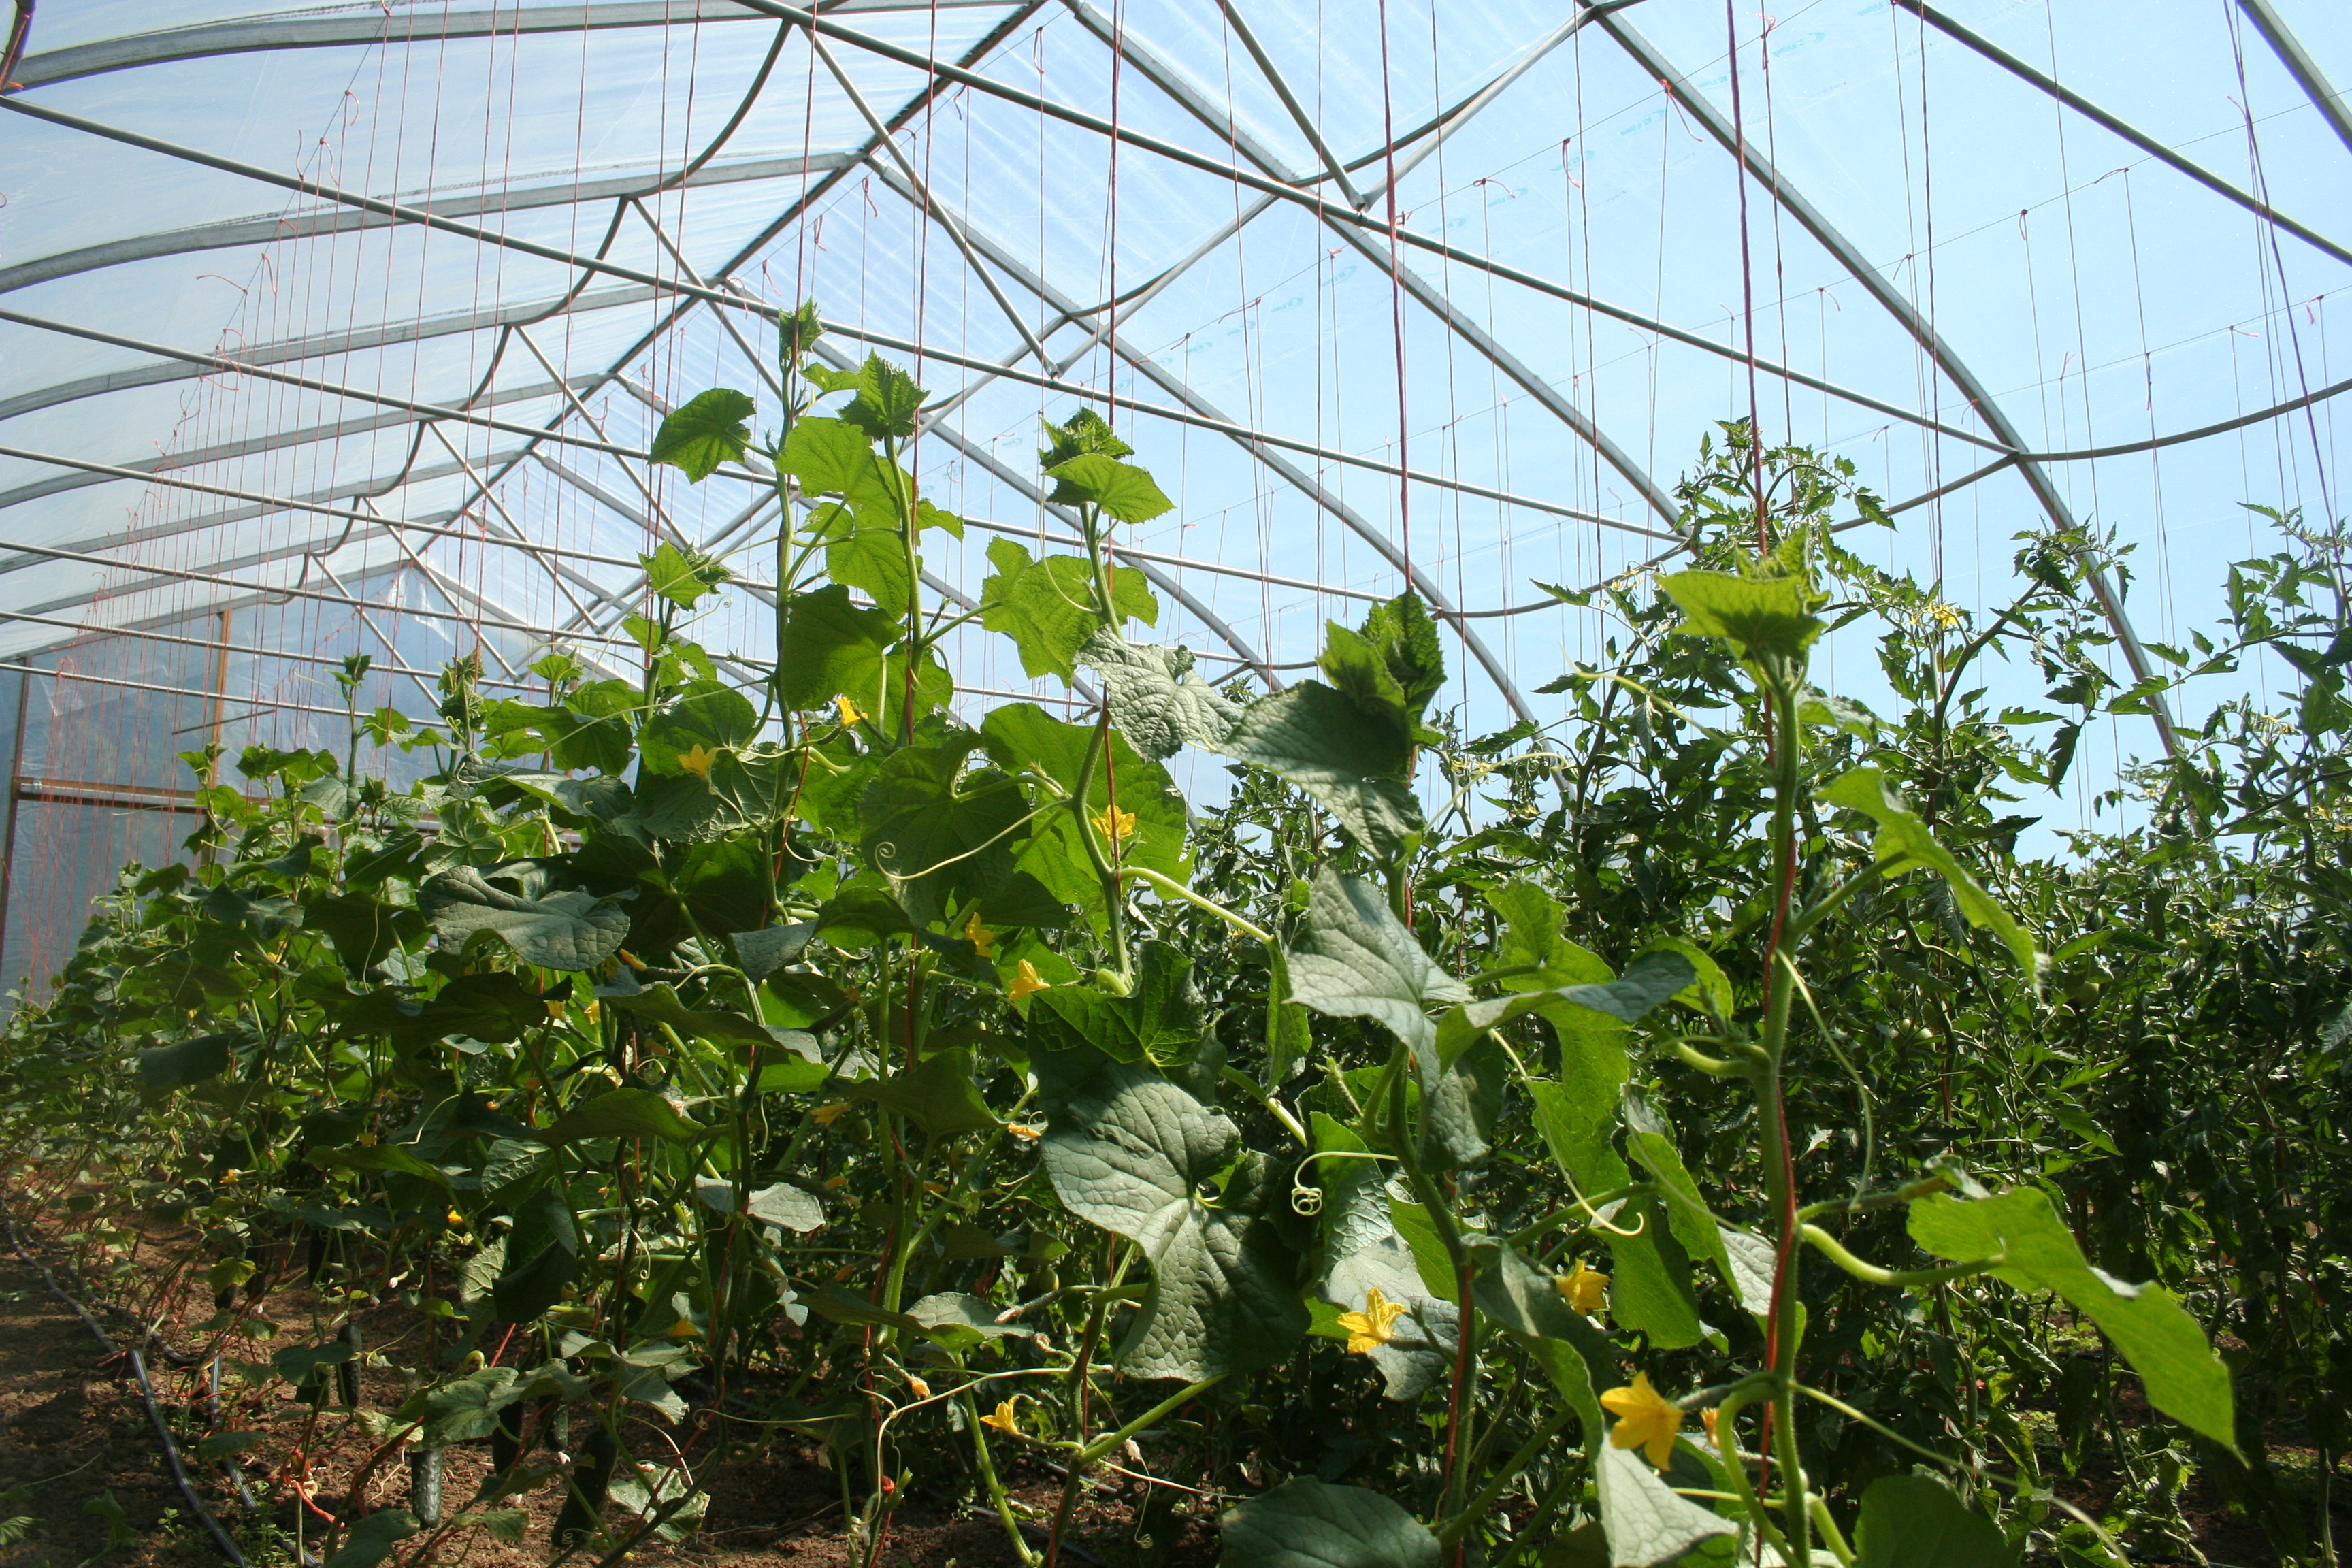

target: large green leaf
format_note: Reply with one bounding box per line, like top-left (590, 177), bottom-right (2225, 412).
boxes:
top-left (1430, 951), bottom-right (1693, 1068)
top-left (419, 862), bottom-right (628, 972)
top-left (1620, 1089), bottom-right (1772, 1316)
top-left (978, 538), bottom-right (1158, 681)
top-left (538, 1087), bottom-right (699, 1146)
top-left (1909, 1187), bottom-right (2234, 1446)
top-left (695, 1177), bottom-right (826, 1234)
top-left (1465, 1237), bottom-right (1614, 1429)
top-left (137, 1032), bottom-right (235, 1090)
top-left (1322, 1235), bottom-right (1456, 1402)
top-left (1284, 868), bottom-right (1468, 1059)
top-left (780, 414), bottom-right (896, 516)
top-left (1318, 593), bottom-right (1446, 746)
top-left (980, 704), bottom-right (1190, 912)
top-left (304, 894), bottom-right (425, 977)
top-left (774, 585), bottom-right (898, 713)
top-left (1593, 1443), bottom-right (1735, 1567)
top-left (1524, 1075), bottom-right (1703, 1349)
top-left (674, 833), bottom-right (768, 938)
top-left (319, 1509), bottom-right (419, 1568)
top-left (1075, 632), bottom-right (1241, 759)
top-left (818, 507), bottom-right (915, 619)
top-left (842, 1049), bottom-right (997, 1138)
top-left (413, 970), bottom-right (546, 1045)
top-left (1023, 941), bottom-right (1201, 1061)
top-left (1658, 570), bottom-right (1825, 662)
top-left (492, 1241), bottom-right (580, 1324)
top-left (1040, 1060), bottom-right (1305, 1379)
top-left (1217, 682), bottom-right (1423, 862)
top-left (1043, 452), bottom-right (1173, 523)
top-left (1220, 1476), bottom-right (1438, 1568)
top-left (639, 680), bottom-right (759, 777)
top-left (596, 975), bottom-right (772, 1047)
top-left (1853, 1473), bottom-right (2016, 1568)
top-left (856, 734), bottom-right (1030, 927)
top-left (648, 388), bottom-right (753, 482)
top-left (641, 541), bottom-right (730, 608)
top-left (840, 353), bottom-right (924, 440)
top-left (1820, 768), bottom-right (2040, 985)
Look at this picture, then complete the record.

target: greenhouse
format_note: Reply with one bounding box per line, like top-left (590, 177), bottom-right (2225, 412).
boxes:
top-left (0, 1), bottom-right (2344, 1564)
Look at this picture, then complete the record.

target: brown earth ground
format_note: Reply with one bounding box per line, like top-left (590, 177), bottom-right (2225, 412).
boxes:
top-left (0, 1207), bottom-right (2340, 1567)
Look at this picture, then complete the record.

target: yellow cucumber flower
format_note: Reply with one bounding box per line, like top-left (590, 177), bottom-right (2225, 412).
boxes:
top-left (812, 1102), bottom-right (851, 1126)
top-left (834, 695), bottom-right (866, 726)
top-left (1092, 801), bottom-right (1137, 843)
top-left (676, 744), bottom-right (719, 778)
top-left (980, 1398), bottom-right (1023, 1435)
top-left (1599, 1373), bottom-right (1684, 1468)
top-left (1335, 1286), bottom-right (1408, 1356)
top-left (1554, 1259), bottom-right (1610, 1315)
top-left (1007, 960), bottom-right (1049, 1000)
top-left (962, 910), bottom-right (995, 958)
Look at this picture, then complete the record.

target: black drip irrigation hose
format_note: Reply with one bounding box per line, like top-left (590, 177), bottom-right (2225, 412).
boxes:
top-left (4, 1213), bottom-right (254, 1568)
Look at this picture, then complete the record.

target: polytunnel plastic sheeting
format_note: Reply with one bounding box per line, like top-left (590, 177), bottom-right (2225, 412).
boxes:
top-left (0, 0), bottom-right (2347, 994)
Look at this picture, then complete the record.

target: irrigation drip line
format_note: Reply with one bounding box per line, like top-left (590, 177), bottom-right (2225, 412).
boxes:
top-left (3, 1212), bottom-right (254, 1568)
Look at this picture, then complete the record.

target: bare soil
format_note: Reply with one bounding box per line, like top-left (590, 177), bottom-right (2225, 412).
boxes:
top-left (0, 1213), bottom-right (1218, 1568)
top-left (1, 1205), bottom-right (2340, 1567)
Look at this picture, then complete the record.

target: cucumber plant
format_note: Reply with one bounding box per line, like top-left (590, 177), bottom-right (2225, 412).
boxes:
top-left (0, 306), bottom-right (2288, 1568)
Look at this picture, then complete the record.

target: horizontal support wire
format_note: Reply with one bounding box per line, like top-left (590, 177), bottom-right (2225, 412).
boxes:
top-left (0, 535), bottom-right (644, 647)
top-left (0, 444), bottom-right (781, 589)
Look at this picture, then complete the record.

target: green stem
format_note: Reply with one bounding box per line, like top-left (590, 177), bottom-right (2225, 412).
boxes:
top-left (1043, 1375), bottom-right (1226, 1568)
top-left (1068, 718), bottom-right (1131, 981)
top-left (1756, 666), bottom-right (1810, 1565)
top-left (960, 1384), bottom-right (1040, 1567)
top-left (1798, 1224), bottom-right (1993, 1289)
top-left (1115, 865), bottom-right (1269, 943)
top-left (1435, 1404), bottom-right (1575, 1547)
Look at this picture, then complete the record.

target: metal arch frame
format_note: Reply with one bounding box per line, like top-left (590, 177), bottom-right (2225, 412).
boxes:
top-left (0, 375), bottom-right (602, 517)
top-left (1582, 3), bottom-right (2183, 758)
top-left (9, 0), bottom-right (1004, 90)
top-left (851, 172), bottom-right (1539, 725)
top-left (1057, 0), bottom-right (1681, 530)
top-left (375, 1), bottom-right (1056, 653)
top-left (1892, 0), bottom-right (2352, 270)
top-left (722, 0), bottom-right (2035, 453)
top-left (9, 0), bottom-right (2329, 747)
top-left (0, 284), bottom-right (659, 427)
top-left (2238, 0), bottom-right (2352, 158)
top-left (0, 152), bottom-right (856, 297)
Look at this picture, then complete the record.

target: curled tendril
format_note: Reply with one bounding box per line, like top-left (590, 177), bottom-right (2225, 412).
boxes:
top-left (1286, 1149), bottom-right (1399, 1220)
